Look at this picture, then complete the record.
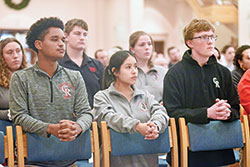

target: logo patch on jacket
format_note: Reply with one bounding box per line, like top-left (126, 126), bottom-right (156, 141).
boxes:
top-left (138, 100), bottom-right (149, 112)
top-left (59, 83), bottom-right (74, 99)
top-left (151, 72), bottom-right (158, 80)
top-left (212, 77), bottom-right (220, 88)
top-left (89, 67), bottom-right (96, 72)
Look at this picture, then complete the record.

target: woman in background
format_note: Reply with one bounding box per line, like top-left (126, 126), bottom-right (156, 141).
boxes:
top-left (0, 38), bottom-right (27, 120)
top-left (129, 31), bottom-right (167, 102)
top-left (231, 45), bottom-right (250, 88)
top-left (94, 50), bottom-right (169, 167)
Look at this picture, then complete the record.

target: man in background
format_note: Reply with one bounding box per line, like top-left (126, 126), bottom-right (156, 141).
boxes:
top-left (167, 46), bottom-right (181, 69)
top-left (94, 49), bottom-right (108, 67)
top-left (58, 18), bottom-right (104, 108)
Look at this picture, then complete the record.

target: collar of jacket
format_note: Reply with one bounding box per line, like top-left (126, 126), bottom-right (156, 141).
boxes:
top-left (33, 63), bottom-right (63, 77)
top-left (137, 65), bottom-right (158, 73)
top-left (63, 52), bottom-right (92, 64)
top-left (108, 82), bottom-right (145, 98)
top-left (183, 49), bottom-right (217, 66)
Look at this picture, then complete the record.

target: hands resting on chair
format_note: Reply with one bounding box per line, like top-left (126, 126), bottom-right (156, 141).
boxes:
top-left (135, 121), bottom-right (159, 140)
top-left (46, 120), bottom-right (82, 142)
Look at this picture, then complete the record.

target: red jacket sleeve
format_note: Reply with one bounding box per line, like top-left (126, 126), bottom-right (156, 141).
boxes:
top-left (238, 69), bottom-right (250, 115)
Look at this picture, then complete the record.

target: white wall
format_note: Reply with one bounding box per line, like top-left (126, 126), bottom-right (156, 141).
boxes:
top-left (0, 0), bottom-right (239, 57)
top-left (144, 0), bottom-right (196, 55)
top-left (238, 0), bottom-right (250, 46)
top-left (0, 0), bottom-right (99, 56)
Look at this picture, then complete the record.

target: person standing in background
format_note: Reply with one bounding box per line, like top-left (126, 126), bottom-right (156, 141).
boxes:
top-left (129, 31), bottom-right (167, 102)
top-left (58, 18), bottom-right (104, 108)
top-left (94, 49), bottom-right (108, 67)
top-left (220, 45), bottom-right (235, 71)
top-left (167, 46), bottom-right (182, 69)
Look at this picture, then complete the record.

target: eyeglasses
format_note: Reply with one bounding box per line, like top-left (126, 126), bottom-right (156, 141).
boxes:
top-left (192, 35), bottom-right (218, 42)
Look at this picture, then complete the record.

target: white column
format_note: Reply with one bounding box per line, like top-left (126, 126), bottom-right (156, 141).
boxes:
top-left (238, 0), bottom-right (250, 45)
top-left (129, 0), bottom-right (144, 33)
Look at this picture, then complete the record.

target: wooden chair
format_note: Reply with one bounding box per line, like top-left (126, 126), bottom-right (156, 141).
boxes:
top-left (0, 126), bottom-right (14, 166)
top-left (16, 121), bottom-right (100, 167)
top-left (179, 116), bottom-right (250, 167)
top-left (101, 118), bottom-right (178, 167)
top-left (0, 120), bottom-right (15, 139)
top-left (240, 104), bottom-right (245, 120)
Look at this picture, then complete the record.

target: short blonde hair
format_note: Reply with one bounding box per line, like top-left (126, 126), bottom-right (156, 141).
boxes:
top-left (183, 19), bottom-right (215, 47)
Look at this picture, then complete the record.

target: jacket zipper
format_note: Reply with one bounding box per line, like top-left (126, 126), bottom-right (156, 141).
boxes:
top-left (50, 79), bottom-right (53, 103)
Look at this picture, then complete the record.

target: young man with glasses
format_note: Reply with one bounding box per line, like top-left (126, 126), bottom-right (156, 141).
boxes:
top-left (163, 19), bottom-right (239, 167)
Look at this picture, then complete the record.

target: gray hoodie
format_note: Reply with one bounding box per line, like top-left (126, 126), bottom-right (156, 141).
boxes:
top-left (94, 83), bottom-right (169, 167)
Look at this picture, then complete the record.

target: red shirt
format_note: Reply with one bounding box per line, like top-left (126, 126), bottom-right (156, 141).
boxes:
top-left (238, 69), bottom-right (250, 116)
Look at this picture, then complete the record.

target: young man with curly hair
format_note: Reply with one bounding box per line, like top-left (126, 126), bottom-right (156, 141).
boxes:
top-left (9, 17), bottom-right (93, 167)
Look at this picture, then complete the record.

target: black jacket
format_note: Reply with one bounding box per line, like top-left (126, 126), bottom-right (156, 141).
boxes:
top-left (58, 52), bottom-right (104, 108)
top-left (231, 66), bottom-right (245, 88)
top-left (163, 50), bottom-right (240, 167)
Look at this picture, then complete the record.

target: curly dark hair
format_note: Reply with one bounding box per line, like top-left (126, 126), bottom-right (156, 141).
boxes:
top-left (26, 17), bottom-right (64, 53)
top-left (233, 45), bottom-right (250, 69)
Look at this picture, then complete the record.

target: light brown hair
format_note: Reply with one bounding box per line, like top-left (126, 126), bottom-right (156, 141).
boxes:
top-left (129, 31), bottom-right (154, 68)
top-left (0, 38), bottom-right (27, 88)
top-left (64, 18), bottom-right (88, 35)
top-left (183, 19), bottom-right (215, 48)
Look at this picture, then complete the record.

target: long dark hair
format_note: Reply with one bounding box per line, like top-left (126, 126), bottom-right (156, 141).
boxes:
top-left (102, 50), bottom-right (136, 89)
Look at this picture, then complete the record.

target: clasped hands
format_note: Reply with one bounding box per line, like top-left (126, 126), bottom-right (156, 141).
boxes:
top-left (47, 120), bottom-right (82, 142)
top-left (207, 98), bottom-right (231, 120)
top-left (136, 121), bottom-right (159, 140)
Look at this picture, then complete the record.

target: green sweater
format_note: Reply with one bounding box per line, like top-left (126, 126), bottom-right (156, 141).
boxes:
top-left (9, 64), bottom-right (93, 138)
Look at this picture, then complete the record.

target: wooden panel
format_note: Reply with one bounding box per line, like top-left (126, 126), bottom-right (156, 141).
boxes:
top-left (185, 0), bottom-right (237, 23)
